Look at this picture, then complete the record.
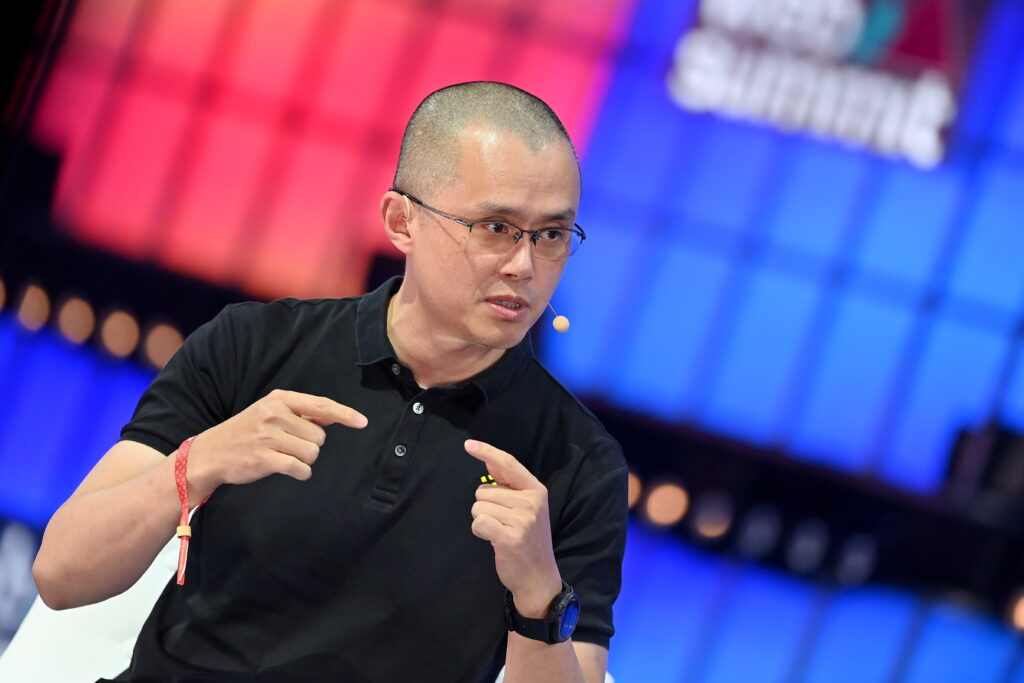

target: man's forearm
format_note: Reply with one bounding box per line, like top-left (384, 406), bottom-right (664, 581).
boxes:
top-left (503, 636), bottom-right (607, 683)
top-left (33, 452), bottom-right (182, 610)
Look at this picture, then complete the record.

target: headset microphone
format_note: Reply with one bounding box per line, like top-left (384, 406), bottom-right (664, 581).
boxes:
top-left (547, 303), bottom-right (570, 333)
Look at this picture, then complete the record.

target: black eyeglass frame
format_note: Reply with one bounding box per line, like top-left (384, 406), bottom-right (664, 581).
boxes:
top-left (390, 187), bottom-right (586, 259)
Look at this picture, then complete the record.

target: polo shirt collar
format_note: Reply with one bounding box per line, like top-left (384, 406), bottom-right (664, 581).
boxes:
top-left (355, 276), bottom-right (402, 367)
top-left (355, 276), bottom-right (534, 401)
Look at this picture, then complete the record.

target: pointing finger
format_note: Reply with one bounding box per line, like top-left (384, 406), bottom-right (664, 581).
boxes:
top-left (274, 390), bottom-right (368, 429)
top-left (465, 439), bottom-right (540, 491)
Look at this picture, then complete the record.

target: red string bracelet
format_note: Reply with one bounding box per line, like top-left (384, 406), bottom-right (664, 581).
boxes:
top-left (175, 436), bottom-right (210, 585)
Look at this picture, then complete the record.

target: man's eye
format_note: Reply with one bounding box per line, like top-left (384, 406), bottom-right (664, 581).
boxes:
top-left (480, 222), bottom-right (511, 235)
top-left (538, 229), bottom-right (568, 242)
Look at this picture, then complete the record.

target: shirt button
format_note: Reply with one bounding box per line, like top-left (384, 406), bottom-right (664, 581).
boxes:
top-left (394, 444), bottom-right (407, 457)
top-left (412, 402), bottom-right (424, 415)
top-left (391, 363), bottom-right (401, 376)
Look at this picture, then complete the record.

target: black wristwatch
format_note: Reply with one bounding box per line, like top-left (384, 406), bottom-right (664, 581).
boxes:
top-left (504, 581), bottom-right (580, 644)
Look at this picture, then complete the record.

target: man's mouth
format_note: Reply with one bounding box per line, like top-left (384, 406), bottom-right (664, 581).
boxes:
top-left (485, 296), bottom-right (530, 321)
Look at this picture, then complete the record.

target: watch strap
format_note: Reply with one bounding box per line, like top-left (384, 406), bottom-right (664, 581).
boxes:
top-left (504, 581), bottom-right (577, 644)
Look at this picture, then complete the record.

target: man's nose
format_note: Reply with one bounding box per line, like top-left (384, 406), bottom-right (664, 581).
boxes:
top-left (501, 235), bottom-right (536, 280)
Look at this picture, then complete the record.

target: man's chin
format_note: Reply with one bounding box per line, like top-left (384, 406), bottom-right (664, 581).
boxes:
top-left (472, 323), bottom-right (530, 351)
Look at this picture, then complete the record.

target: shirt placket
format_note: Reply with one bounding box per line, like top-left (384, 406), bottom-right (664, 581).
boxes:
top-left (371, 364), bottom-right (434, 505)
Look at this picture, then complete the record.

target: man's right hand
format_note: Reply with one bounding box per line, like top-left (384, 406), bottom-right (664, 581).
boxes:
top-left (33, 389), bottom-right (367, 609)
top-left (185, 389), bottom-right (368, 501)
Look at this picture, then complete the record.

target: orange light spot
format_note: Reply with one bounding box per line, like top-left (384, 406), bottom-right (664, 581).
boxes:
top-left (57, 297), bottom-right (96, 344)
top-left (144, 323), bottom-right (184, 368)
top-left (1010, 592), bottom-right (1024, 631)
top-left (17, 284), bottom-right (50, 331)
top-left (100, 310), bottom-right (140, 358)
top-left (645, 483), bottom-right (689, 527)
top-left (627, 472), bottom-right (642, 510)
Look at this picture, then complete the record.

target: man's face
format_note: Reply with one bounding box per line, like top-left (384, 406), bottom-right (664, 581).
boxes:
top-left (406, 126), bottom-right (581, 351)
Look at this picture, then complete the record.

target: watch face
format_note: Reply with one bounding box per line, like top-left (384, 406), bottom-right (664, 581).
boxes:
top-left (558, 595), bottom-right (580, 641)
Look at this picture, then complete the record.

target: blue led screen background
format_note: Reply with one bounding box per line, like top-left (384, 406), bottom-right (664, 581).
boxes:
top-left (543, 0), bottom-right (1024, 496)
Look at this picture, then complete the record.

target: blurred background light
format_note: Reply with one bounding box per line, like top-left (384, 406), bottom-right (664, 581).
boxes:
top-left (735, 503), bottom-right (782, 559)
top-left (56, 297), bottom-right (95, 345)
top-left (692, 490), bottom-right (734, 540)
top-left (143, 323), bottom-right (183, 369)
top-left (785, 518), bottom-right (830, 574)
top-left (99, 310), bottom-right (139, 359)
top-left (644, 482), bottom-right (689, 527)
top-left (836, 533), bottom-right (878, 586)
top-left (626, 470), bottom-right (642, 510)
top-left (1009, 590), bottom-right (1024, 631)
top-left (15, 285), bottom-right (49, 332)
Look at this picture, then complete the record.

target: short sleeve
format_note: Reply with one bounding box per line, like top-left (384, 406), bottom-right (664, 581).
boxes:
top-left (119, 305), bottom-right (241, 455)
top-left (552, 439), bottom-right (628, 649)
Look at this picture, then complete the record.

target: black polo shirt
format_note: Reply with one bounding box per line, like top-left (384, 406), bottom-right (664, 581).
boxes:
top-left (109, 277), bottom-right (627, 683)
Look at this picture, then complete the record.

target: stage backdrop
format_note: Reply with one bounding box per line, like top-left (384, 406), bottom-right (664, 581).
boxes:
top-left (2, 0), bottom-right (1024, 679)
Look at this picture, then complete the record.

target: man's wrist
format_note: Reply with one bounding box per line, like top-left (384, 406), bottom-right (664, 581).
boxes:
top-left (181, 435), bottom-right (218, 503)
top-left (510, 576), bottom-right (563, 618)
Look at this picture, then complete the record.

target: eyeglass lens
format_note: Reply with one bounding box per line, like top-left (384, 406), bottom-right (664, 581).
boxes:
top-left (469, 223), bottom-right (581, 260)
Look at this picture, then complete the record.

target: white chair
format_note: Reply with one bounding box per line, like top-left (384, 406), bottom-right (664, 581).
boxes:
top-left (495, 667), bottom-right (614, 682)
top-left (0, 539), bottom-right (178, 682)
top-left (0, 542), bottom-right (613, 682)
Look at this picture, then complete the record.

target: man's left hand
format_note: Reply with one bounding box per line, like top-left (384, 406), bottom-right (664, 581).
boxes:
top-left (466, 439), bottom-right (563, 618)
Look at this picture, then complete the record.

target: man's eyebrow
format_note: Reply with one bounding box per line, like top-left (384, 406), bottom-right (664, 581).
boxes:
top-left (472, 201), bottom-right (576, 223)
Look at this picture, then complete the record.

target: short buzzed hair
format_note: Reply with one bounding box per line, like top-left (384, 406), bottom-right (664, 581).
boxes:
top-left (393, 81), bottom-right (578, 198)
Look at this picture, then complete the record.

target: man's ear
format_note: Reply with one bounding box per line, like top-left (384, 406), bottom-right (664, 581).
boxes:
top-left (381, 190), bottom-right (413, 255)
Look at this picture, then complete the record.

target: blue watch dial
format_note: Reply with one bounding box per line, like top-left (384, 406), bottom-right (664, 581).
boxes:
top-left (558, 594), bottom-right (580, 641)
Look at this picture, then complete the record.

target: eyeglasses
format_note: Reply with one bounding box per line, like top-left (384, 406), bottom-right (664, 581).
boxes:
top-left (390, 187), bottom-right (586, 261)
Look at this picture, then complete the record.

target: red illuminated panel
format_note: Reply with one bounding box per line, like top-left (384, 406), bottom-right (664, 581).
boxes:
top-left (447, 0), bottom-right (520, 12)
top-left (138, 0), bottom-right (235, 78)
top-left (31, 67), bottom-right (108, 224)
top-left (885, 0), bottom-right (957, 71)
top-left (32, 65), bottom-right (104, 166)
top-left (306, 0), bottom-right (418, 126)
top-left (217, 0), bottom-right (326, 102)
top-left (75, 89), bottom-right (191, 257)
top-left (158, 114), bottom-right (275, 285)
top-left (507, 42), bottom-right (614, 153)
top-left (238, 138), bottom-right (361, 299)
top-left (388, 13), bottom-right (510, 137)
top-left (64, 0), bottom-right (143, 52)
top-left (335, 155), bottom-right (401, 259)
top-left (311, 155), bottom-right (400, 297)
top-left (31, 0), bottom-right (636, 300)
top-left (534, 0), bottom-right (637, 43)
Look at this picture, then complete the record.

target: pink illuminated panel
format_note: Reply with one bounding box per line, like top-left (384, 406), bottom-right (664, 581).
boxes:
top-left (77, 89), bottom-right (191, 257)
top-left (63, 0), bottom-right (143, 52)
top-left (33, 67), bottom-right (106, 211)
top-left (140, 0), bottom-right (234, 79)
top-left (239, 139), bottom-right (361, 299)
top-left (508, 42), bottom-right (613, 152)
top-left (307, 1), bottom-right (417, 126)
top-left (217, 0), bottom-right (327, 102)
top-left (159, 114), bottom-right (275, 285)
top-left (535, 0), bottom-right (637, 42)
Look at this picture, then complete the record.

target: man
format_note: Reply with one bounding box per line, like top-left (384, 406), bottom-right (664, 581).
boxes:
top-left (32, 82), bottom-right (627, 682)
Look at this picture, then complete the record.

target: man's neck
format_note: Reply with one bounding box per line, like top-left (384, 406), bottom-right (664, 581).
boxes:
top-left (386, 284), bottom-right (506, 388)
